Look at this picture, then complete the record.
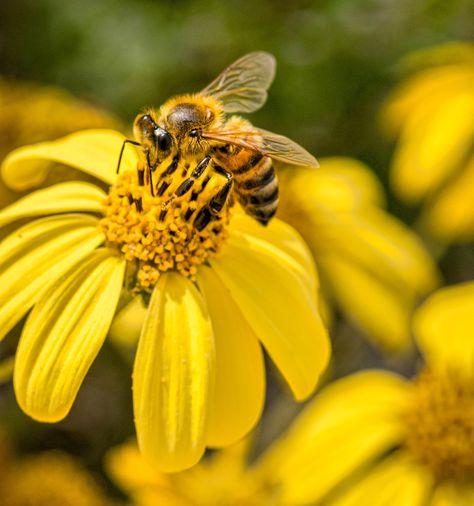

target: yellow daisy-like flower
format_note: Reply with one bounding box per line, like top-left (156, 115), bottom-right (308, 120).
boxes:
top-left (0, 77), bottom-right (121, 209)
top-left (106, 280), bottom-right (473, 504)
top-left (277, 158), bottom-right (440, 351)
top-left (382, 42), bottom-right (474, 243)
top-left (107, 438), bottom-right (272, 506)
top-left (0, 448), bottom-right (113, 506)
top-left (0, 129), bottom-right (330, 472)
top-left (260, 281), bottom-right (474, 505)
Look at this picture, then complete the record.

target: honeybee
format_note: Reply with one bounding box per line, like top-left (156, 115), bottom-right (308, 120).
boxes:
top-left (119, 52), bottom-right (318, 230)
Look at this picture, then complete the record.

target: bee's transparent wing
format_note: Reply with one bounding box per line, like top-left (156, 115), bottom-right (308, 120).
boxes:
top-left (202, 127), bottom-right (319, 168)
top-left (201, 52), bottom-right (276, 113)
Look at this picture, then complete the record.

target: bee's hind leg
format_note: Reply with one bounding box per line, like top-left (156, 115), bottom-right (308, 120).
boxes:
top-left (194, 165), bottom-right (233, 231)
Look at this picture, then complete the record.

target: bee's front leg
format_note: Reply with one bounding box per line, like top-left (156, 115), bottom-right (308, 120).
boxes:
top-left (193, 165), bottom-right (233, 231)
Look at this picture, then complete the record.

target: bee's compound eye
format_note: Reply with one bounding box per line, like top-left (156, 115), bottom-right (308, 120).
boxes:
top-left (154, 128), bottom-right (172, 151)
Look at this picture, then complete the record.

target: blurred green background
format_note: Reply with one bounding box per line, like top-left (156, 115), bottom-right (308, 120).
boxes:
top-left (1, 0), bottom-right (472, 174)
top-left (0, 0), bottom-right (472, 498)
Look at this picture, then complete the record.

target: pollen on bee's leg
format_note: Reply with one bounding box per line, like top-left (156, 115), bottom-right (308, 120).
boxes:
top-left (100, 170), bottom-right (230, 292)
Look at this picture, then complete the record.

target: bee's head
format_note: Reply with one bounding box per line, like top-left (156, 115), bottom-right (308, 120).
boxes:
top-left (133, 112), bottom-right (174, 166)
top-left (160, 95), bottom-right (222, 154)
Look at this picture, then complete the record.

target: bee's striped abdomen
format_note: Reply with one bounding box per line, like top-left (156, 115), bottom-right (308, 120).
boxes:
top-left (233, 153), bottom-right (279, 225)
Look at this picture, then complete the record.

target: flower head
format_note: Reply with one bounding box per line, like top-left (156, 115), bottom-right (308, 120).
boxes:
top-left (0, 449), bottom-right (113, 506)
top-left (382, 42), bottom-right (474, 243)
top-left (277, 158), bottom-right (440, 351)
top-left (0, 129), bottom-right (329, 472)
top-left (260, 281), bottom-right (474, 505)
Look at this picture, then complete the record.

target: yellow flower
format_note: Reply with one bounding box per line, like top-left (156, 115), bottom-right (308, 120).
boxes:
top-left (107, 281), bottom-right (473, 504)
top-left (277, 158), bottom-right (440, 351)
top-left (0, 77), bottom-right (121, 209)
top-left (381, 42), bottom-right (474, 243)
top-left (0, 129), bottom-right (330, 472)
top-left (107, 438), bottom-right (272, 506)
top-left (0, 450), bottom-right (113, 506)
top-left (260, 282), bottom-right (474, 505)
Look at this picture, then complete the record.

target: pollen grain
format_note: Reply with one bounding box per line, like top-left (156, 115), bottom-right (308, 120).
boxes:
top-left (100, 171), bottom-right (229, 291)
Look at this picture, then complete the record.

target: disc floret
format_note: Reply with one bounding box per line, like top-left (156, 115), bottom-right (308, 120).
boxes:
top-left (100, 171), bottom-right (229, 291)
top-left (404, 368), bottom-right (474, 482)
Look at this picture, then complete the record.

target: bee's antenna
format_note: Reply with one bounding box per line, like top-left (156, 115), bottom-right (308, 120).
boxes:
top-left (116, 139), bottom-right (140, 174)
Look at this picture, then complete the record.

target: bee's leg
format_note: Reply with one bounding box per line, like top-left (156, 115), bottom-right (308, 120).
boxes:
top-left (149, 168), bottom-right (155, 197)
top-left (158, 156), bottom-right (212, 222)
top-left (116, 139), bottom-right (140, 174)
top-left (194, 166), bottom-right (233, 231)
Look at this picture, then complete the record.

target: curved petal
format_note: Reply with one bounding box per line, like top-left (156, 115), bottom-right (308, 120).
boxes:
top-left (229, 212), bottom-right (318, 289)
top-left (318, 256), bottom-right (414, 351)
top-left (1, 129), bottom-right (137, 191)
top-left (311, 207), bottom-right (441, 297)
top-left (196, 265), bottom-right (265, 447)
top-left (260, 371), bottom-right (412, 504)
top-left (14, 249), bottom-right (125, 422)
top-left (0, 182), bottom-right (107, 228)
top-left (105, 441), bottom-right (169, 493)
top-left (277, 161), bottom-right (385, 222)
top-left (382, 64), bottom-right (474, 135)
top-left (109, 296), bottom-right (147, 348)
top-left (210, 234), bottom-right (330, 401)
top-left (0, 215), bottom-right (105, 341)
top-left (421, 153), bottom-right (474, 243)
top-left (413, 282), bottom-right (474, 376)
top-left (391, 89), bottom-right (474, 203)
top-left (133, 272), bottom-right (215, 472)
top-left (329, 452), bottom-right (432, 506)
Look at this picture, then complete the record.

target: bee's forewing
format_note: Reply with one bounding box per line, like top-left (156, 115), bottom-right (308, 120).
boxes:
top-left (253, 128), bottom-right (319, 168)
top-left (201, 52), bottom-right (276, 113)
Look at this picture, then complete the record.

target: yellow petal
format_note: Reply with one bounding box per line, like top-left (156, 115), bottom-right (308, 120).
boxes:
top-left (109, 295), bottom-right (147, 348)
top-left (211, 234), bottom-right (330, 401)
top-left (382, 63), bottom-right (474, 135)
top-left (1, 129), bottom-right (137, 191)
top-left (133, 272), bottom-right (214, 472)
top-left (421, 153), bottom-right (474, 243)
top-left (329, 452), bottom-right (432, 506)
top-left (14, 249), bottom-right (125, 422)
top-left (391, 89), bottom-right (474, 203)
top-left (318, 256), bottom-right (414, 351)
top-left (413, 282), bottom-right (474, 376)
top-left (196, 266), bottom-right (265, 447)
top-left (278, 160), bottom-right (385, 221)
top-left (310, 207), bottom-right (440, 297)
top-left (229, 213), bottom-right (318, 287)
top-left (105, 441), bottom-right (169, 493)
top-left (260, 371), bottom-right (411, 504)
top-left (430, 482), bottom-right (474, 506)
top-left (0, 182), bottom-right (106, 228)
top-left (0, 215), bottom-right (105, 341)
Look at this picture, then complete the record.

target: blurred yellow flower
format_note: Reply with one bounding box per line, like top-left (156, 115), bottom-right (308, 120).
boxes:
top-left (261, 282), bottom-right (474, 505)
top-left (0, 129), bottom-right (329, 472)
top-left (107, 438), bottom-right (273, 506)
top-left (0, 78), bottom-right (121, 209)
top-left (0, 449), bottom-right (113, 506)
top-left (277, 158), bottom-right (440, 351)
top-left (382, 42), bottom-right (474, 243)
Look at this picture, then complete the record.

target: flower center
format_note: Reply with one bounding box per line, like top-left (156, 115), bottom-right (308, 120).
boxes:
top-left (100, 169), bottom-right (230, 291)
top-left (403, 368), bottom-right (474, 482)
